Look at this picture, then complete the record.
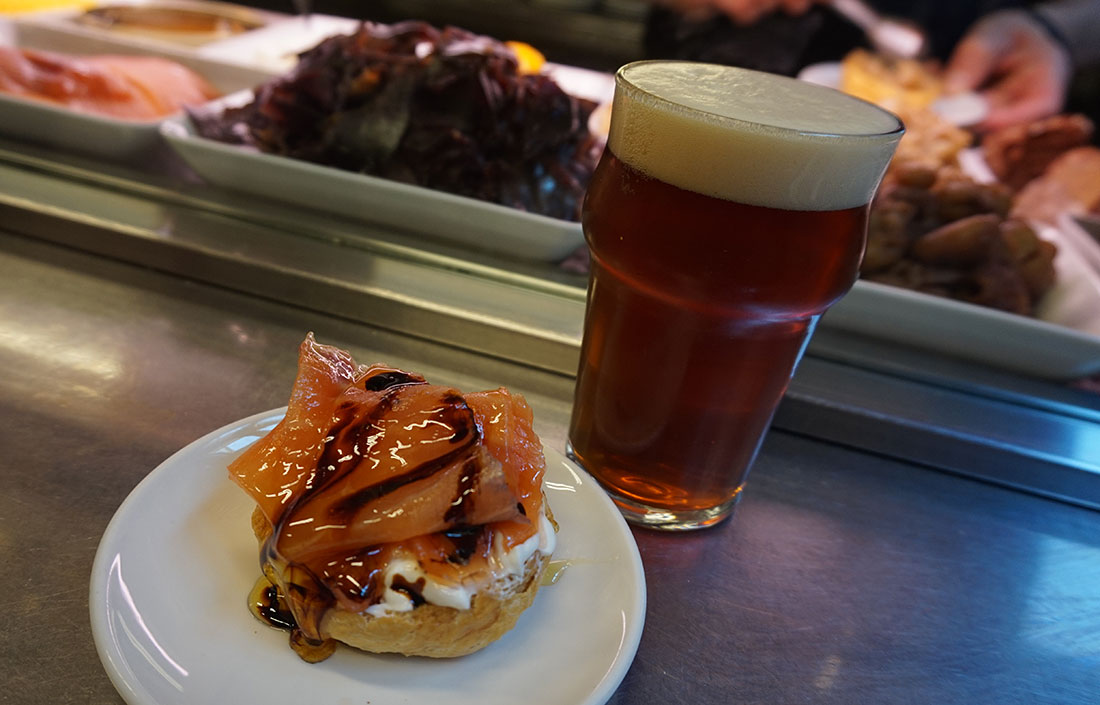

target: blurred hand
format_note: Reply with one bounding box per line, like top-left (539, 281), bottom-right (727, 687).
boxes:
top-left (656, 0), bottom-right (818, 26)
top-left (944, 9), bottom-right (1072, 131)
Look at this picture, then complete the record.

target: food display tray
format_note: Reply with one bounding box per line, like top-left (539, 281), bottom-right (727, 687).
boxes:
top-left (160, 90), bottom-right (588, 263)
top-left (10, 0), bottom-right (287, 54)
top-left (5, 5), bottom-right (605, 258)
top-left (826, 220), bottom-right (1100, 380)
top-left (1061, 214), bottom-right (1100, 277)
top-left (0, 17), bottom-right (274, 159)
top-left (193, 13), bottom-right (361, 72)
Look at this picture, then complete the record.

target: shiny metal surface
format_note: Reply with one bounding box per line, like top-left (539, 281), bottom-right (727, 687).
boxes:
top-left (0, 142), bottom-right (587, 375)
top-left (2, 143), bottom-right (1098, 512)
top-left (779, 356), bottom-right (1100, 510)
top-left (0, 14), bottom-right (1097, 701)
top-left (2, 231), bottom-right (1099, 704)
top-left (0, 231), bottom-right (572, 703)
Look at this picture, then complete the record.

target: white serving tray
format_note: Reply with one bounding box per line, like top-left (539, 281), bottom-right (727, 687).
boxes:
top-left (797, 61), bottom-right (988, 126)
top-left (194, 13), bottom-right (361, 72)
top-left (1059, 214), bottom-right (1100, 277)
top-left (160, 89), bottom-right (588, 262)
top-left (11, 0), bottom-right (286, 54)
top-left (825, 221), bottom-right (1100, 380)
top-left (0, 18), bottom-right (274, 158)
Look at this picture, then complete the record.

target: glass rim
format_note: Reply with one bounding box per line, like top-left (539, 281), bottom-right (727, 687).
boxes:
top-left (615, 59), bottom-right (906, 141)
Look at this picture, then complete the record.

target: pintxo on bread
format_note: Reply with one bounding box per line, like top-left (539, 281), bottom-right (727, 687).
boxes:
top-left (230, 333), bottom-right (557, 661)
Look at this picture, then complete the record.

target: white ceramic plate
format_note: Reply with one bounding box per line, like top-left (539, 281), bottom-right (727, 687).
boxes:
top-left (0, 17), bottom-right (274, 159)
top-left (89, 408), bottom-right (645, 705)
top-left (195, 13), bottom-right (361, 72)
top-left (1059, 214), bottom-right (1100, 276)
top-left (11, 0), bottom-right (285, 52)
top-left (824, 147), bottom-right (1100, 380)
top-left (160, 92), bottom-right (588, 262)
top-left (797, 61), bottom-right (988, 126)
top-left (825, 220), bottom-right (1100, 380)
top-left (0, 90), bottom-right (168, 159)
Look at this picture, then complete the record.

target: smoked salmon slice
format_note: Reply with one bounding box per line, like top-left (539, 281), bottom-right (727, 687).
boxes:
top-left (230, 334), bottom-right (539, 560)
top-left (229, 334), bottom-right (548, 631)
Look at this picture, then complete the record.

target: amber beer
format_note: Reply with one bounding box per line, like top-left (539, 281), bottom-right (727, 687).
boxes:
top-left (567, 61), bottom-right (903, 529)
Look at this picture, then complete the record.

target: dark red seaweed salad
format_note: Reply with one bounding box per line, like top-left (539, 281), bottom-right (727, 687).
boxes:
top-left (190, 20), bottom-right (602, 222)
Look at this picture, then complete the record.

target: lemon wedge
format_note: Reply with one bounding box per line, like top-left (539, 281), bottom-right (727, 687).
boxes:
top-left (506, 40), bottom-right (545, 75)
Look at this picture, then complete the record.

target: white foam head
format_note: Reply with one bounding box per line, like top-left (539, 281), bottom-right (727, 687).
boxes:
top-left (607, 61), bottom-right (904, 211)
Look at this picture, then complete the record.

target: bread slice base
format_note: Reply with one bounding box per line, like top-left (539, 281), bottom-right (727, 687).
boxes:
top-left (251, 506), bottom-right (551, 658)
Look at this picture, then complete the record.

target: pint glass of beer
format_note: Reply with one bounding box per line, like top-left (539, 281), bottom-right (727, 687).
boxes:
top-left (567, 61), bottom-right (903, 530)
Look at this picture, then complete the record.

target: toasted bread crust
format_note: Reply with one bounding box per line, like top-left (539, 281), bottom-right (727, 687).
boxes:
top-left (323, 551), bottom-right (547, 657)
top-left (250, 506), bottom-right (551, 657)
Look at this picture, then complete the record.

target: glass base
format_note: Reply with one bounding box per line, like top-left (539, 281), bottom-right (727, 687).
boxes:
top-left (566, 442), bottom-right (741, 531)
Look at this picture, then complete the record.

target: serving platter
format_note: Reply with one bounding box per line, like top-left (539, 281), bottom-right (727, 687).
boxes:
top-left (0, 17), bottom-right (273, 158)
top-left (1060, 214), bottom-right (1100, 277)
top-left (10, 0), bottom-right (285, 52)
top-left (825, 147), bottom-right (1100, 379)
top-left (797, 61), bottom-right (988, 126)
top-left (792, 61), bottom-right (1100, 378)
top-left (89, 408), bottom-right (646, 705)
top-left (193, 13), bottom-right (361, 72)
top-left (826, 220), bottom-right (1100, 380)
top-left (160, 89), bottom-right (590, 262)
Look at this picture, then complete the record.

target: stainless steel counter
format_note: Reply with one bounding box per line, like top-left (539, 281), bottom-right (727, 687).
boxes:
top-left (2, 141), bottom-right (1100, 703)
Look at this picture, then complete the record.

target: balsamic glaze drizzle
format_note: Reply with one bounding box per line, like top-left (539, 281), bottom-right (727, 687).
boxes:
top-left (250, 579), bottom-right (297, 631)
top-left (442, 526), bottom-right (482, 565)
top-left (390, 575), bottom-right (428, 607)
top-left (364, 371), bottom-right (419, 391)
